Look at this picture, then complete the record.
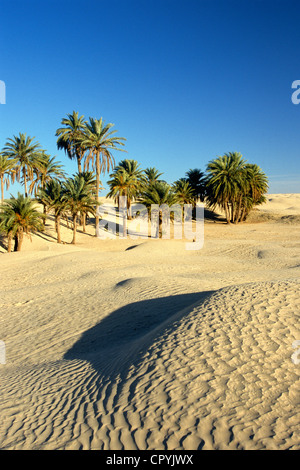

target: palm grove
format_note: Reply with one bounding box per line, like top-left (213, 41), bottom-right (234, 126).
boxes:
top-left (0, 111), bottom-right (268, 251)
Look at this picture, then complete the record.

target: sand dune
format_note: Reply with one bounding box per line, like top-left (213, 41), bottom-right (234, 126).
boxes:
top-left (0, 194), bottom-right (300, 450)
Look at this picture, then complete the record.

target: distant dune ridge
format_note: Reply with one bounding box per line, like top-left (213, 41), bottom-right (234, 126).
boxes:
top-left (0, 194), bottom-right (300, 449)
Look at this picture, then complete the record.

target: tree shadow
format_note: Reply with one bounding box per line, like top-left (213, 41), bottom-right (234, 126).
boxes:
top-left (64, 290), bottom-right (214, 387)
top-left (0, 234), bottom-right (8, 252)
top-left (34, 231), bottom-right (58, 242)
top-left (204, 208), bottom-right (226, 223)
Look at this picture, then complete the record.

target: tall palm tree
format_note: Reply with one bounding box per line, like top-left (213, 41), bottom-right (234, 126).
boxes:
top-left (55, 111), bottom-right (87, 174)
top-left (0, 193), bottom-right (44, 252)
top-left (139, 181), bottom-right (179, 238)
top-left (38, 179), bottom-right (66, 243)
top-left (81, 117), bottom-right (126, 232)
top-left (0, 153), bottom-right (16, 203)
top-left (2, 133), bottom-right (42, 197)
top-left (62, 175), bottom-right (97, 244)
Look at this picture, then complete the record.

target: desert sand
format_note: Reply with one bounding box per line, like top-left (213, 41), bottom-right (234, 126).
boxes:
top-left (0, 194), bottom-right (299, 450)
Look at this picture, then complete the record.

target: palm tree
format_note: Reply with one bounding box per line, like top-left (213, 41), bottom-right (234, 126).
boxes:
top-left (172, 179), bottom-right (195, 205)
top-left (29, 152), bottom-right (65, 196)
top-left (143, 167), bottom-right (164, 186)
top-left (205, 152), bottom-right (246, 223)
top-left (62, 175), bottom-right (97, 244)
top-left (245, 163), bottom-right (269, 204)
top-left (0, 153), bottom-right (16, 203)
top-left (106, 169), bottom-right (135, 219)
top-left (0, 193), bottom-right (44, 251)
top-left (185, 168), bottom-right (206, 203)
top-left (29, 153), bottom-right (66, 226)
top-left (38, 179), bottom-right (66, 243)
top-left (107, 159), bottom-right (143, 218)
top-left (56, 111), bottom-right (87, 174)
top-left (75, 170), bottom-right (97, 232)
top-left (2, 133), bottom-right (42, 197)
top-left (81, 117), bottom-right (126, 232)
top-left (115, 159), bottom-right (143, 179)
top-left (239, 163), bottom-right (269, 222)
top-left (139, 181), bottom-right (179, 238)
top-left (205, 152), bottom-right (268, 223)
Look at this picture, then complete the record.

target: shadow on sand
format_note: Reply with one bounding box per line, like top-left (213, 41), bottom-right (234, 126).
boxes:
top-left (64, 291), bottom-right (214, 385)
top-left (61, 292), bottom-right (216, 449)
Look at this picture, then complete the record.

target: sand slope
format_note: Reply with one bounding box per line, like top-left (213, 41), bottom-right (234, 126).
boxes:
top-left (0, 194), bottom-right (300, 450)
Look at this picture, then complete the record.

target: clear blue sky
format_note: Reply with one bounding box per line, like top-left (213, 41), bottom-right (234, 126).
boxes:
top-left (1, 0), bottom-right (300, 196)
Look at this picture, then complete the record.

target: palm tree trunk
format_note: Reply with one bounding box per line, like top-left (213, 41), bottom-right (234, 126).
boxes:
top-left (159, 214), bottom-right (163, 239)
top-left (43, 204), bottom-right (47, 226)
top-left (77, 158), bottom-right (82, 174)
top-left (231, 202), bottom-right (235, 223)
top-left (17, 230), bottom-right (24, 251)
top-left (95, 151), bottom-right (100, 234)
top-left (1, 175), bottom-right (4, 204)
top-left (235, 194), bottom-right (243, 223)
top-left (56, 214), bottom-right (61, 243)
top-left (224, 203), bottom-right (231, 224)
top-left (14, 229), bottom-right (24, 251)
top-left (240, 205), bottom-right (246, 222)
top-left (7, 231), bottom-right (12, 253)
top-left (23, 168), bottom-right (28, 197)
top-left (72, 214), bottom-right (77, 244)
top-left (127, 197), bottom-right (132, 220)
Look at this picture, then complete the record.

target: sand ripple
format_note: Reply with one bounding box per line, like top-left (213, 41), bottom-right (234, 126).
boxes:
top-left (1, 277), bottom-right (299, 450)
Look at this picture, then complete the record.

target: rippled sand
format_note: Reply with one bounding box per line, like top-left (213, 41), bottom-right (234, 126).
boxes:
top-left (0, 194), bottom-right (299, 449)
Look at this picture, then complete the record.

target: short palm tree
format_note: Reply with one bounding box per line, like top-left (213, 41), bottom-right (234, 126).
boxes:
top-left (75, 170), bottom-right (97, 232)
top-left (239, 163), bottom-right (269, 221)
top-left (115, 159), bottom-right (143, 179)
top-left (56, 111), bottom-right (87, 174)
top-left (38, 179), bottom-right (66, 243)
top-left (0, 193), bottom-right (44, 252)
top-left (205, 152), bottom-right (246, 223)
top-left (106, 169), bottom-right (137, 218)
top-left (81, 117), bottom-right (126, 232)
top-left (2, 133), bottom-right (42, 197)
top-left (172, 179), bottom-right (195, 205)
top-left (143, 167), bottom-right (164, 186)
top-left (185, 168), bottom-right (206, 203)
top-left (139, 181), bottom-right (179, 238)
top-left (0, 153), bottom-right (17, 203)
top-left (107, 159), bottom-right (143, 218)
top-left (107, 168), bottom-right (130, 204)
top-left (205, 152), bottom-right (268, 223)
top-left (62, 175), bottom-right (97, 244)
top-left (244, 163), bottom-right (269, 204)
